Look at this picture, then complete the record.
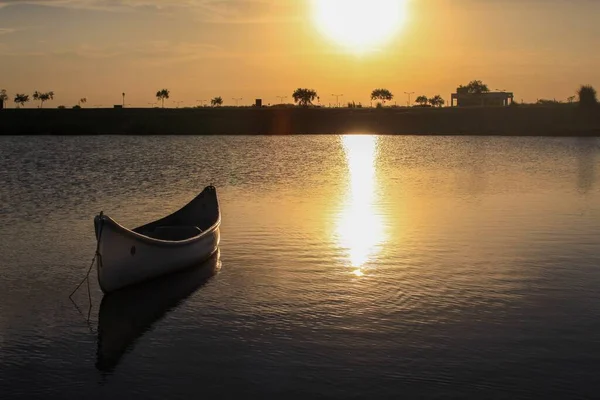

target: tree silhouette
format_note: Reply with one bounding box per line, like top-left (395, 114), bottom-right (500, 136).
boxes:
top-left (0, 89), bottom-right (8, 106)
top-left (371, 88), bottom-right (394, 104)
top-left (33, 91), bottom-right (54, 108)
top-left (460, 80), bottom-right (490, 94)
top-left (578, 85), bottom-right (597, 107)
top-left (428, 95), bottom-right (445, 107)
top-left (292, 88), bottom-right (318, 106)
top-left (156, 89), bottom-right (170, 108)
top-left (415, 95), bottom-right (428, 106)
top-left (211, 96), bottom-right (223, 107)
top-left (14, 93), bottom-right (29, 108)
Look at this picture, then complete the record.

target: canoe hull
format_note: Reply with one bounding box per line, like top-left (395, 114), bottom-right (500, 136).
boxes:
top-left (94, 186), bottom-right (221, 293)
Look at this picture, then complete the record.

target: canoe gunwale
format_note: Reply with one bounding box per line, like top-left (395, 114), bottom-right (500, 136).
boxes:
top-left (97, 214), bottom-right (221, 248)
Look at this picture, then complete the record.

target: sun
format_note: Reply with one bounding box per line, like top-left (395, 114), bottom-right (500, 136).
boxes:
top-left (312, 0), bottom-right (407, 53)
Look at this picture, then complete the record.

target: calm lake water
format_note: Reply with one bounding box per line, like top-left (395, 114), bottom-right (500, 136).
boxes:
top-left (1, 135), bottom-right (600, 399)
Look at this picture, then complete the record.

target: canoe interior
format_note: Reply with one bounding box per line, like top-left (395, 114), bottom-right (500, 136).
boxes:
top-left (131, 186), bottom-right (219, 241)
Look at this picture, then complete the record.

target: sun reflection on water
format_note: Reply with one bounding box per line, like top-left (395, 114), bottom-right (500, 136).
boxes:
top-left (336, 135), bottom-right (386, 276)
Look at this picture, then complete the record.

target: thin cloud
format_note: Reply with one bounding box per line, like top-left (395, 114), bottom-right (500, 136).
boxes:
top-left (0, 0), bottom-right (197, 12)
top-left (0, 40), bottom-right (240, 63)
top-left (0, 0), bottom-right (301, 23)
top-left (194, 0), bottom-right (302, 24)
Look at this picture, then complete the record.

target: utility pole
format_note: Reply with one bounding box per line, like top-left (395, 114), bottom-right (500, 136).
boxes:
top-left (276, 96), bottom-right (288, 104)
top-left (331, 93), bottom-right (343, 108)
top-left (404, 91), bottom-right (415, 107)
top-left (174, 101), bottom-right (183, 108)
top-left (196, 100), bottom-right (207, 107)
top-left (122, 92), bottom-right (125, 107)
top-left (148, 102), bottom-right (157, 108)
top-left (232, 98), bottom-right (243, 107)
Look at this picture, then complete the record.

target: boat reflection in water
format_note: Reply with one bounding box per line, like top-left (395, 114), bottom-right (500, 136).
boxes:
top-left (96, 251), bottom-right (221, 373)
top-left (336, 135), bottom-right (386, 276)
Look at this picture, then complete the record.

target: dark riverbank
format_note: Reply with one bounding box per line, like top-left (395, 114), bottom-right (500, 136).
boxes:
top-left (1, 106), bottom-right (599, 135)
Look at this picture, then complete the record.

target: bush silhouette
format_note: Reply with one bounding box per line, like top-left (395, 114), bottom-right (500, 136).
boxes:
top-left (578, 85), bottom-right (597, 107)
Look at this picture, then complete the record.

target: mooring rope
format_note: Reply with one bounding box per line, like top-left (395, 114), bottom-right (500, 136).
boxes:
top-left (69, 212), bottom-right (104, 299)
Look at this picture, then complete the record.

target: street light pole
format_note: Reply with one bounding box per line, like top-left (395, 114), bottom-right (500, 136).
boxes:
top-left (331, 94), bottom-right (343, 108)
top-left (404, 91), bottom-right (415, 107)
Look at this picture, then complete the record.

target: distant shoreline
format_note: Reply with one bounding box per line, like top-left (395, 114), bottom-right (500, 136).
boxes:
top-left (1, 107), bottom-right (599, 136)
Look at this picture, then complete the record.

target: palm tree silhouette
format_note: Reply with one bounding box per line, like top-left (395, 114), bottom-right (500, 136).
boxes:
top-left (156, 89), bottom-right (170, 108)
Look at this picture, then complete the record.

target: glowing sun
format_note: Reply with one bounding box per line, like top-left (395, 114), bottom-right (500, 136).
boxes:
top-left (312, 0), bottom-right (407, 53)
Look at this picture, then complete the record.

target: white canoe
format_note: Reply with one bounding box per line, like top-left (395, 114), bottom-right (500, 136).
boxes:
top-left (93, 186), bottom-right (221, 293)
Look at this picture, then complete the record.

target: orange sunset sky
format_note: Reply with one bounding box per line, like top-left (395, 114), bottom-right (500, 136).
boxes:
top-left (0, 0), bottom-right (599, 107)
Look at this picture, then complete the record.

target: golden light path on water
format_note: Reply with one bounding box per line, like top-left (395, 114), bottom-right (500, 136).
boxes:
top-left (336, 135), bottom-right (386, 276)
